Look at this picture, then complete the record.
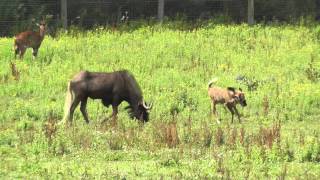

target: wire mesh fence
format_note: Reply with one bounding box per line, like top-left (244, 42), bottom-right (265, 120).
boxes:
top-left (0, 0), bottom-right (59, 36)
top-left (0, 0), bottom-right (319, 36)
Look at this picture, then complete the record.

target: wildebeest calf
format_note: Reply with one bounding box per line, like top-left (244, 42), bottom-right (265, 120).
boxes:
top-left (208, 79), bottom-right (247, 123)
top-left (62, 70), bottom-right (152, 125)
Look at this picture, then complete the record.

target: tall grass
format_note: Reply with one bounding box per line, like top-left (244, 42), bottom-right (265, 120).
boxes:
top-left (1, 24), bottom-right (320, 178)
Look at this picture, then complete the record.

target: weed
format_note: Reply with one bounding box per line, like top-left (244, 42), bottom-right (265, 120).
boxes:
top-left (0, 74), bottom-right (9, 83)
top-left (283, 139), bottom-right (295, 162)
top-left (239, 127), bottom-right (245, 146)
top-left (278, 164), bottom-right (288, 180)
top-left (10, 62), bottom-right (20, 81)
top-left (160, 151), bottom-right (181, 167)
top-left (43, 112), bottom-right (58, 146)
top-left (305, 54), bottom-right (320, 82)
top-left (153, 121), bottom-right (180, 148)
top-left (182, 116), bottom-right (192, 144)
top-left (228, 127), bottom-right (237, 147)
top-left (214, 127), bottom-right (224, 147)
top-left (263, 95), bottom-right (269, 116)
top-left (299, 131), bottom-right (305, 146)
top-left (257, 122), bottom-right (281, 149)
top-left (201, 122), bottom-right (212, 148)
top-left (108, 131), bottom-right (124, 150)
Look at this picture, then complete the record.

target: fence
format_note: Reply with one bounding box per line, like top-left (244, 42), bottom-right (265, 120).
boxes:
top-left (0, 0), bottom-right (59, 36)
top-left (0, 0), bottom-right (319, 36)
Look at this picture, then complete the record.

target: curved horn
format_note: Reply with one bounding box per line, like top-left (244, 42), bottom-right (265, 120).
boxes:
top-left (142, 101), bottom-right (149, 109)
top-left (142, 101), bottom-right (152, 110)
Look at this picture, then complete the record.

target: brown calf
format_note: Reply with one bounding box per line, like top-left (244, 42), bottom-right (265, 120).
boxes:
top-left (208, 79), bottom-right (247, 123)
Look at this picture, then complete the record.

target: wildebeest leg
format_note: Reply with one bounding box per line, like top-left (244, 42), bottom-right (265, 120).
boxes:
top-left (80, 98), bottom-right (90, 124)
top-left (32, 48), bottom-right (38, 59)
top-left (234, 107), bottom-right (241, 123)
top-left (226, 104), bottom-right (235, 123)
top-left (110, 105), bottom-right (118, 127)
top-left (112, 105), bottom-right (118, 120)
top-left (19, 47), bottom-right (26, 59)
top-left (69, 98), bottom-right (80, 124)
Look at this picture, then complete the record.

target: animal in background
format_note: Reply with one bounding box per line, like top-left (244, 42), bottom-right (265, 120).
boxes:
top-left (208, 78), bottom-right (247, 123)
top-left (120, 11), bottom-right (129, 23)
top-left (62, 70), bottom-right (153, 125)
top-left (14, 20), bottom-right (46, 59)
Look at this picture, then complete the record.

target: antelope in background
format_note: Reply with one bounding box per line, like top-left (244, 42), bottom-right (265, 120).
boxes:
top-left (14, 20), bottom-right (46, 59)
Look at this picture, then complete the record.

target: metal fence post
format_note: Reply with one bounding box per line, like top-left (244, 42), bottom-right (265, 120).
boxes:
top-left (248, 0), bottom-right (254, 25)
top-left (61, 0), bottom-right (68, 29)
top-left (158, 0), bottom-right (164, 22)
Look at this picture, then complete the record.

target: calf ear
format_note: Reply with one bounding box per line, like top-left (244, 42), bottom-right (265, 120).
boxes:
top-left (239, 88), bottom-right (243, 92)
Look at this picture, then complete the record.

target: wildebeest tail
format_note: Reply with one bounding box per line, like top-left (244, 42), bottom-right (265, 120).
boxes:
top-left (208, 77), bottom-right (218, 88)
top-left (62, 82), bottom-right (74, 123)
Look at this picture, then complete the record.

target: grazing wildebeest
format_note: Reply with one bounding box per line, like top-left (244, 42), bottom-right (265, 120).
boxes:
top-left (14, 20), bottom-right (46, 59)
top-left (208, 78), bottom-right (247, 123)
top-left (62, 70), bottom-right (153, 125)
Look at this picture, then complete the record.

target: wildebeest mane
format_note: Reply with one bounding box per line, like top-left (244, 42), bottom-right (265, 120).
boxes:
top-left (119, 70), bottom-right (143, 112)
top-left (124, 105), bottom-right (135, 118)
top-left (121, 71), bottom-right (143, 99)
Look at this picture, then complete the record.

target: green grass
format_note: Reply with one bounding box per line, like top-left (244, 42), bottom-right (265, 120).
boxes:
top-left (1, 24), bottom-right (320, 178)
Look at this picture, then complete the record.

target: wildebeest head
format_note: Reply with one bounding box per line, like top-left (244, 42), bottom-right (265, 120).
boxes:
top-left (234, 88), bottom-right (247, 107)
top-left (127, 100), bottom-right (153, 122)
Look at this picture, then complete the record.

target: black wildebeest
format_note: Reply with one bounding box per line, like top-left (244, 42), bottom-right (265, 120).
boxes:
top-left (62, 70), bottom-right (152, 125)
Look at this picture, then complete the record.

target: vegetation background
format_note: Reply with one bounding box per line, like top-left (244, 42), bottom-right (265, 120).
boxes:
top-left (1, 20), bottom-right (320, 178)
top-left (1, 0), bottom-right (320, 36)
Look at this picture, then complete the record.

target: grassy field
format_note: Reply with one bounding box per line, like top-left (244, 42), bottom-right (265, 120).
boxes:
top-left (1, 24), bottom-right (320, 179)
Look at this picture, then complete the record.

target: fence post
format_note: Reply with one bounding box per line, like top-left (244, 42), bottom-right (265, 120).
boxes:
top-left (61, 0), bottom-right (68, 29)
top-left (158, 0), bottom-right (165, 22)
top-left (248, 0), bottom-right (254, 25)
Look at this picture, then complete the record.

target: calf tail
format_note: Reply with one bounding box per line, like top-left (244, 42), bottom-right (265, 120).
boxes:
top-left (62, 82), bottom-right (74, 123)
top-left (208, 77), bottom-right (218, 88)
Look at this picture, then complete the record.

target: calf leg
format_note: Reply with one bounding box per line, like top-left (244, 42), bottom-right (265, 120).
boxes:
top-left (234, 107), bottom-right (241, 123)
top-left (226, 104), bottom-right (235, 123)
top-left (212, 102), bottom-right (217, 115)
top-left (211, 101), bottom-right (221, 124)
top-left (80, 98), bottom-right (90, 124)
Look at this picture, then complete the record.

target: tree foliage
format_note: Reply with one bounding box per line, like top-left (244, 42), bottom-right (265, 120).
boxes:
top-left (0, 0), bottom-right (319, 36)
